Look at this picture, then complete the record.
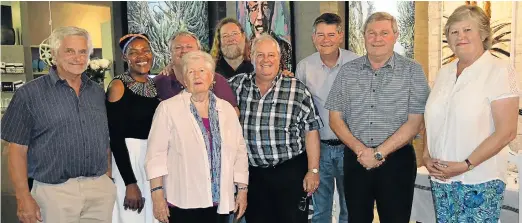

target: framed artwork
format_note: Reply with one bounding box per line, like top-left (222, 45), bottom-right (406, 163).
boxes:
top-left (236, 1), bottom-right (295, 71)
top-left (126, 1), bottom-right (209, 73)
top-left (346, 1), bottom-right (416, 58)
top-left (441, 1), bottom-right (512, 65)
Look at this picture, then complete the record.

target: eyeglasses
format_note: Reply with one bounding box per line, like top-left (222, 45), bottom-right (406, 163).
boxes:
top-left (221, 32), bottom-right (241, 40)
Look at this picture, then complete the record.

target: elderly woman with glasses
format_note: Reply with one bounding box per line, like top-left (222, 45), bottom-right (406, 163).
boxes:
top-left (106, 33), bottom-right (160, 223)
top-left (423, 5), bottom-right (519, 222)
top-left (146, 51), bottom-right (249, 223)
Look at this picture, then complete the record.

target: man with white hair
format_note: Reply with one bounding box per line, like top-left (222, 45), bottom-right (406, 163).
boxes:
top-left (1, 26), bottom-right (116, 223)
top-left (228, 34), bottom-right (322, 223)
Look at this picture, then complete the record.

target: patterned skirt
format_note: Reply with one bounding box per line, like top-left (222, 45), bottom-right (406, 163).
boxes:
top-left (430, 179), bottom-right (505, 223)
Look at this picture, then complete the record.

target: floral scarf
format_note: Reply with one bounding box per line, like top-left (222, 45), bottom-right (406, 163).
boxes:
top-left (189, 91), bottom-right (222, 204)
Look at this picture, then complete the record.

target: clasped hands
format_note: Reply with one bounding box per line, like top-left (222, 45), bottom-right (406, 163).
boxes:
top-left (424, 157), bottom-right (468, 181)
top-left (357, 149), bottom-right (384, 170)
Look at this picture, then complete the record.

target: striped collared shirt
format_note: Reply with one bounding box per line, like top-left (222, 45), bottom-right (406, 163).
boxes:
top-left (325, 52), bottom-right (430, 148)
top-left (1, 68), bottom-right (110, 184)
top-left (229, 72), bottom-right (323, 167)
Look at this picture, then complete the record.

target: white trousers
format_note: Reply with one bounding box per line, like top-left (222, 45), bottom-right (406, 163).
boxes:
top-left (112, 138), bottom-right (159, 223)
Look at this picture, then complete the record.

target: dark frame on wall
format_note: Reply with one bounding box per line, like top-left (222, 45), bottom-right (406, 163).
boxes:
top-left (344, 1), bottom-right (350, 50)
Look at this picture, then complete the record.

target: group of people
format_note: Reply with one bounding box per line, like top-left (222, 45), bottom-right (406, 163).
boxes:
top-left (2, 4), bottom-right (519, 223)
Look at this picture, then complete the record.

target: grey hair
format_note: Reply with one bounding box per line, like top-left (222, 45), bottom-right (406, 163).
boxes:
top-left (363, 12), bottom-right (398, 34)
top-left (169, 31), bottom-right (202, 53)
top-left (445, 5), bottom-right (492, 50)
top-left (49, 26), bottom-right (93, 56)
top-left (181, 51), bottom-right (216, 78)
top-left (250, 33), bottom-right (281, 60)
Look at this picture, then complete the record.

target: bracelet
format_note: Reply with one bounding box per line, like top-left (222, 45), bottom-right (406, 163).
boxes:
top-left (238, 186), bottom-right (248, 191)
top-left (151, 186), bottom-right (163, 193)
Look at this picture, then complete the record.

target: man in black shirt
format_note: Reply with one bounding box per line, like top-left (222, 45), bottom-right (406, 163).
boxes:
top-left (210, 18), bottom-right (254, 79)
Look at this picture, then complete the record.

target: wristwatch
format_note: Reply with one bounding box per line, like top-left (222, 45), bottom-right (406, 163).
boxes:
top-left (373, 149), bottom-right (385, 162)
top-left (309, 168), bottom-right (319, 174)
top-left (464, 159), bottom-right (475, 171)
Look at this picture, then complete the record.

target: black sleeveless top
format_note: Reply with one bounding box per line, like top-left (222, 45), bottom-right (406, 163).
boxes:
top-left (106, 74), bottom-right (160, 185)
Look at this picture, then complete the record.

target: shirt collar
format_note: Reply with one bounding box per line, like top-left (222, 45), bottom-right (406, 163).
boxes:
top-left (320, 48), bottom-right (344, 70)
top-left (361, 52), bottom-right (397, 70)
top-left (247, 71), bottom-right (283, 86)
top-left (449, 50), bottom-right (492, 73)
top-left (180, 90), bottom-right (222, 111)
top-left (48, 66), bottom-right (92, 87)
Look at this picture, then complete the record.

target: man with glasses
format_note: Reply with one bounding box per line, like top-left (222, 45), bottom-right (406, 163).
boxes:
top-left (210, 18), bottom-right (254, 80)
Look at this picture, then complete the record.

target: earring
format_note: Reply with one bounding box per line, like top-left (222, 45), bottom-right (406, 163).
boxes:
top-left (209, 80), bottom-right (216, 91)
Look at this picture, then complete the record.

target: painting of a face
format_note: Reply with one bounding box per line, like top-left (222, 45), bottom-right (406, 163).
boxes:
top-left (237, 1), bottom-right (294, 71)
top-left (247, 1), bottom-right (272, 37)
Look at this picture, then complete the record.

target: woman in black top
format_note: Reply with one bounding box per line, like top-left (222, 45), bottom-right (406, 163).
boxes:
top-left (106, 33), bottom-right (160, 223)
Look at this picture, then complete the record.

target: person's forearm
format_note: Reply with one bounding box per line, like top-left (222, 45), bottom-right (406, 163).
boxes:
top-left (8, 143), bottom-right (30, 199)
top-left (305, 130), bottom-right (320, 169)
top-left (468, 130), bottom-right (516, 167)
top-left (378, 115), bottom-right (423, 157)
top-left (150, 176), bottom-right (164, 189)
top-left (329, 112), bottom-right (367, 153)
top-left (150, 176), bottom-right (166, 199)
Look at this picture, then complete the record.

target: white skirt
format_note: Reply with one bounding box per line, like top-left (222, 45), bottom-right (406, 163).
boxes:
top-left (112, 138), bottom-right (159, 223)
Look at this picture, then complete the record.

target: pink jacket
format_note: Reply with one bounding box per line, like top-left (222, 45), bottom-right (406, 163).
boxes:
top-left (145, 91), bottom-right (249, 214)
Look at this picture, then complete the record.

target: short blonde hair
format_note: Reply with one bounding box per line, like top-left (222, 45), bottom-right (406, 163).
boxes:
top-left (363, 12), bottom-right (398, 34)
top-left (169, 31), bottom-right (202, 53)
top-left (181, 51), bottom-right (215, 78)
top-left (445, 5), bottom-right (492, 50)
top-left (49, 26), bottom-right (93, 56)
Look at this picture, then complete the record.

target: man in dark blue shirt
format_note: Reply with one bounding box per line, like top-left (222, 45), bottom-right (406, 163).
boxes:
top-left (1, 26), bottom-right (115, 223)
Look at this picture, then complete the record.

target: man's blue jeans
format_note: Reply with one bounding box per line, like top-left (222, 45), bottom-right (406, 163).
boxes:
top-left (312, 143), bottom-right (348, 223)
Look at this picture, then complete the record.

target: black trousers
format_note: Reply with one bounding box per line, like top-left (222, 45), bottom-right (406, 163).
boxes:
top-left (168, 206), bottom-right (228, 223)
top-left (245, 153), bottom-right (309, 223)
top-left (344, 144), bottom-right (416, 223)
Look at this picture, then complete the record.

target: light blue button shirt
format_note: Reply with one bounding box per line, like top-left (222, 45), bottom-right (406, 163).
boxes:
top-left (296, 48), bottom-right (359, 140)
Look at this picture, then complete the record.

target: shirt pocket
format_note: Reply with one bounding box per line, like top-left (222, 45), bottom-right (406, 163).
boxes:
top-left (378, 76), bottom-right (406, 116)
